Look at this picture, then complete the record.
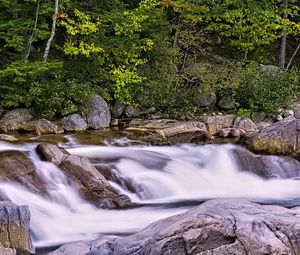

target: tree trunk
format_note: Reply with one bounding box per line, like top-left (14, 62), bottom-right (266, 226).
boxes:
top-left (278, 0), bottom-right (288, 68)
top-left (43, 0), bottom-right (59, 63)
top-left (25, 0), bottom-right (40, 62)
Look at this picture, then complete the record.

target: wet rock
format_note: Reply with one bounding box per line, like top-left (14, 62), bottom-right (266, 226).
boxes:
top-left (0, 108), bottom-right (33, 132)
top-left (0, 151), bottom-right (46, 193)
top-left (37, 144), bottom-right (133, 209)
top-left (0, 201), bottom-right (34, 255)
top-left (111, 100), bottom-right (126, 118)
top-left (85, 95), bottom-right (111, 129)
top-left (63, 114), bottom-right (87, 132)
top-left (83, 199), bottom-right (300, 255)
top-left (20, 119), bottom-right (64, 135)
top-left (0, 134), bottom-right (17, 142)
top-left (232, 146), bottom-right (300, 179)
top-left (245, 118), bottom-right (300, 156)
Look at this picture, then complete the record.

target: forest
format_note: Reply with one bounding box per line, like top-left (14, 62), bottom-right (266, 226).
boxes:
top-left (1, 0), bottom-right (300, 119)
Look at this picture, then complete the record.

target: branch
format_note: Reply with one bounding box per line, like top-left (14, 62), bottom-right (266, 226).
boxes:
top-left (286, 42), bottom-right (300, 70)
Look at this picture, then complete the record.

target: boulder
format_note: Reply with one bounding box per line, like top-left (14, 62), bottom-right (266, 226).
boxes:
top-left (201, 115), bottom-right (236, 135)
top-left (85, 95), bottom-right (111, 129)
top-left (19, 119), bottom-right (64, 135)
top-left (251, 111), bottom-right (265, 123)
top-left (232, 146), bottom-right (300, 179)
top-left (291, 102), bottom-right (300, 119)
top-left (55, 199), bottom-right (300, 255)
top-left (111, 100), bottom-right (126, 118)
top-left (245, 118), bottom-right (300, 156)
top-left (0, 134), bottom-right (17, 142)
top-left (124, 106), bottom-right (141, 118)
top-left (218, 97), bottom-right (236, 110)
top-left (0, 108), bottom-right (33, 132)
top-left (283, 109), bottom-right (294, 118)
top-left (0, 201), bottom-right (34, 255)
top-left (63, 114), bottom-right (87, 132)
top-left (0, 151), bottom-right (46, 193)
top-left (36, 144), bottom-right (132, 209)
top-left (199, 93), bottom-right (217, 108)
top-left (233, 117), bottom-right (258, 132)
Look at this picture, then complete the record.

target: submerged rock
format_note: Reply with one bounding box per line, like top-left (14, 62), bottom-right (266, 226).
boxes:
top-left (245, 118), bottom-right (300, 156)
top-left (53, 199), bottom-right (300, 255)
top-left (37, 144), bottom-right (132, 209)
top-left (0, 201), bottom-right (34, 255)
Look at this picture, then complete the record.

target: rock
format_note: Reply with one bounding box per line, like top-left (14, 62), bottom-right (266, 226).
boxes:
top-left (37, 144), bottom-right (132, 209)
top-left (124, 105), bottom-right (141, 118)
top-left (230, 128), bottom-right (242, 137)
top-left (232, 146), bottom-right (300, 179)
top-left (126, 119), bottom-right (212, 145)
top-left (110, 118), bottom-right (119, 126)
top-left (260, 64), bottom-right (281, 74)
top-left (0, 151), bottom-right (46, 193)
top-left (283, 109), bottom-right (294, 118)
top-left (218, 97), bottom-right (237, 110)
top-left (111, 100), bottom-right (126, 118)
top-left (83, 199), bottom-right (300, 255)
top-left (0, 134), bottom-right (17, 142)
top-left (251, 111), bottom-right (265, 123)
top-left (257, 121), bottom-right (272, 130)
top-left (0, 201), bottom-right (34, 255)
top-left (276, 114), bottom-right (284, 121)
top-left (233, 117), bottom-right (258, 132)
top-left (201, 115), bottom-right (235, 135)
top-left (199, 92), bottom-right (217, 108)
top-left (20, 119), bottom-right (64, 135)
top-left (218, 128), bottom-right (231, 138)
top-left (245, 118), bottom-right (300, 156)
top-left (63, 114), bottom-right (87, 132)
top-left (85, 95), bottom-right (111, 129)
top-left (0, 108), bottom-right (33, 132)
top-left (291, 102), bottom-right (300, 119)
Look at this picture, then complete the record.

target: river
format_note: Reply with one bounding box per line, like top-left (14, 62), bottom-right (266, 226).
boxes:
top-left (1, 130), bottom-right (300, 253)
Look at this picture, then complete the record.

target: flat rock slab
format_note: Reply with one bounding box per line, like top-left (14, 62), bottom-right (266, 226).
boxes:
top-left (53, 199), bottom-right (300, 255)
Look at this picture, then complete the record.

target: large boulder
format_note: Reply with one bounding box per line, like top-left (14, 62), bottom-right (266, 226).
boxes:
top-left (85, 95), bottom-right (111, 129)
top-left (19, 119), bottom-right (64, 135)
top-left (111, 100), bottom-right (126, 118)
top-left (53, 199), bottom-right (300, 255)
top-left (0, 108), bottom-right (33, 132)
top-left (200, 115), bottom-right (236, 135)
top-left (0, 151), bottom-right (46, 193)
top-left (0, 201), bottom-right (34, 255)
top-left (232, 146), bottom-right (300, 179)
top-left (36, 144), bottom-right (132, 209)
top-left (233, 117), bottom-right (258, 132)
top-left (63, 114), bottom-right (87, 132)
top-left (245, 118), bottom-right (300, 156)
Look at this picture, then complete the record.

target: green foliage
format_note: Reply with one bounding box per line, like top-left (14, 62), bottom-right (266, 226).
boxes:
top-left (236, 108), bottom-right (251, 118)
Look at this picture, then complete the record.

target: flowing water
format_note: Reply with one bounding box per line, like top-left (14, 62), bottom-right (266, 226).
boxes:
top-left (1, 133), bottom-right (300, 250)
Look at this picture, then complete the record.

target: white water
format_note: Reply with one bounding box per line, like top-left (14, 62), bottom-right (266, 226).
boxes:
top-left (1, 140), bottom-right (300, 247)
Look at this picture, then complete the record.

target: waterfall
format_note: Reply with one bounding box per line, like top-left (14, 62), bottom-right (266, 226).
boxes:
top-left (1, 140), bottom-right (300, 247)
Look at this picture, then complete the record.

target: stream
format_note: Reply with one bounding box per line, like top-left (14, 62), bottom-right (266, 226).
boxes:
top-left (1, 131), bottom-right (300, 253)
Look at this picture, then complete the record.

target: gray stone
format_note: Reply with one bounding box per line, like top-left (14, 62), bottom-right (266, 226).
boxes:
top-left (218, 97), bottom-right (237, 110)
top-left (291, 102), bottom-right (300, 119)
top-left (0, 108), bottom-right (33, 132)
top-left (84, 199), bottom-right (300, 255)
top-left (201, 115), bottom-right (236, 135)
top-left (245, 118), bottom-right (300, 156)
top-left (63, 114), bottom-right (87, 132)
top-left (19, 119), bottom-right (64, 135)
top-left (0, 201), bottom-right (34, 255)
top-left (230, 128), bottom-right (242, 137)
top-left (283, 109), bottom-right (294, 118)
top-left (251, 111), bottom-right (265, 123)
top-left (85, 95), bottom-right (111, 129)
top-left (111, 100), bottom-right (126, 118)
top-left (199, 93), bottom-right (217, 108)
top-left (233, 117), bottom-right (258, 132)
top-left (124, 105), bottom-right (141, 118)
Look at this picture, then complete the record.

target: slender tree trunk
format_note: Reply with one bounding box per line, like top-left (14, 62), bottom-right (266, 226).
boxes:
top-left (25, 0), bottom-right (40, 62)
top-left (43, 0), bottom-right (59, 62)
top-left (286, 42), bottom-right (300, 69)
top-left (279, 0), bottom-right (288, 68)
